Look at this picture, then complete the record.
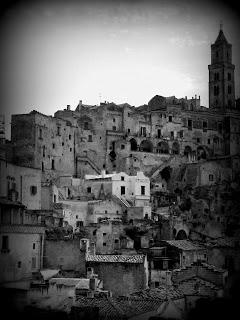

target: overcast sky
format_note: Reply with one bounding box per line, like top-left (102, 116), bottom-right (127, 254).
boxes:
top-left (0, 0), bottom-right (240, 138)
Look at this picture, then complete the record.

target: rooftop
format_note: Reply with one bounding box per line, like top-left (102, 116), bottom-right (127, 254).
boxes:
top-left (86, 254), bottom-right (145, 264)
top-left (164, 240), bottom-right (206, 251)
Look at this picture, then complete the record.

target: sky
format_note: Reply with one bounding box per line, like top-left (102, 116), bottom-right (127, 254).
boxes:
top-left (0, 0), bottom-right (240, 138)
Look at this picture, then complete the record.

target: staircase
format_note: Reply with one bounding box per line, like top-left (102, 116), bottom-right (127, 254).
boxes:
top-left (77, 155), bottom-right (101, 174)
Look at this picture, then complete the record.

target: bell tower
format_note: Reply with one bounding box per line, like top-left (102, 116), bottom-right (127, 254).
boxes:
top-left (208, 25), bottom-right (235, 111)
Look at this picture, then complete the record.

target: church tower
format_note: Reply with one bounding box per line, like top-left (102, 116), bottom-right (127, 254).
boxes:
top-left (208, 25), bottom-right (235, 111)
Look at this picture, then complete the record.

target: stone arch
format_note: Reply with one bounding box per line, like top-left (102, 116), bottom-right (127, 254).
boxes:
top-left (172, 142), bottom-right (180, 155)
top-left (139, 140), bottom-right (153, 153)
top-left (157, 141), bottom-right (169, 154)
top-left (175, 229), bottom-right (187, 240)
top-left (184, 146), bottom-right (192, 157)
top-left (130, 138), bottom-right (138, 151)
top-left (197, 146), bottom-right (207, 160)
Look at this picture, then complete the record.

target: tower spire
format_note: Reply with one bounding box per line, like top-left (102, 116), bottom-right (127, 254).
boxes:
top-left (220, 20), bottom-right (223, 31)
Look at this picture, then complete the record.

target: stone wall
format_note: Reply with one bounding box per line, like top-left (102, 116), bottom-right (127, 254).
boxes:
top-left (43, 239), bottom-right (86, 274)
top-left (87, 261), bottom-right (148, 296)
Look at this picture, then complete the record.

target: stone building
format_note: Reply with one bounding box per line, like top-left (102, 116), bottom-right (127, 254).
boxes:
top-left (0, 198), bottom-right (45, 289)
top-left (7, 28), bottom-right (240, 188)
top-left (86, 254), bottom-right (149, 297)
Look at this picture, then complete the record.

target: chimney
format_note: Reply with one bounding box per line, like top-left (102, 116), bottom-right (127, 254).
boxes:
top-left (101, 170), bottom-right (106, 178)
top-left (79, 100), bottom-right (82, 106)
top-left (67, 105), bottom-right (70, 111)
top-left (185, 96), bottom-right (187, 100)
top-left (195, 94), bottom-right (197, 99)
top-left (89, 278), bottom-right (97, 291)
top-left (89, 241), bottom-right (96, 255)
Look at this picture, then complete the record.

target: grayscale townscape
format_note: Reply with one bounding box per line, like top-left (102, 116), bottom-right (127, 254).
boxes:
top-left (0, 1), bottom-right (240, 320)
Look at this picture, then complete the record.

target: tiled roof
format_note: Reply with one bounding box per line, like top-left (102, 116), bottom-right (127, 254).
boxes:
top-left (206, 237), bottom-right (240, 248)
top-left (86, 254), bottom-right (145, 264)
top-left (129, 286), bottom-right (183, 300)
top-left (74, 296), bottom-right (162, 319)
top-left (53, 203), bottom-right (64, 210)
top-left (0, 224), bottom-right (45, 234)
top-left (164, 240), bottom-right (205, 251)
top-left (74, 297), bottom-right (125, 320)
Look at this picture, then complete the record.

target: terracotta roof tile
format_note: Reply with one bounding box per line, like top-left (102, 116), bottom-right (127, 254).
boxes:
top-left (86, 254), bottom-right (145, 264)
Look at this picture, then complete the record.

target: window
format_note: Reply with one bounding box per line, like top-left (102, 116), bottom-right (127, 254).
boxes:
top-left (105, 210), bottom-right (108, 214)
top-left (141, 186), bottom-right (145, 195)
top-left (203, 121), bottom-right (208, 130)
top-left (214, 85), bottom-right (219, 96)
top-left (114, 239), bottom-right (119, 243)
top-left (1, 236), bottom-right (9, 251)
top-left (112, 126), bottom-right (116, 131)
top-left (32, 257), bottom-right (36, 269)
top-left (57, 127), bottom-right (61, 136)
top-left (70, 148), bottom-right (72, 152)
top-left (51, 159), bottom-right (55, 170)
top-left (155, 281), bottom-right (160, 288)
top-left (209, 174), bottom-right (214, 181)
top-left (93, 230), bottom-right (97, 236)
top-left (62, 142), bottom-right (64, 146)
top-left (121, 144), bottom-right (125, 149)
top-left (103, 243), bottom-right (107, 246)
top-left (169, 116), bottom-right (172, 122)
top-left (170, 131), bottom-right (174, 138)
top-left (188, 119), bottom-right (192, 130)
top-left (228, 73), bottom-right (231, 80)
top-left (121, 176), bottom-right (125, 181)
top-left (43, 146), bottom-right (45, 157)
top-left (228, 85), bottom-right (232, 94)
top-left (33, 243), bottom-right (35, 250)
top-left (113, 118), bottom-right (116, 122)
top-left (128, 129), bottom-right (130, 133)
top-left (103, 232), bottom-right (106, 236)
top-left (121, 186), bottom-right (125, 195)
top-left (87, 187), bottom-right (91, 193)
top-left (18, 261), bottom-right (21, 268)
top-left (140, 127), bottom-right (146, 136)
top-left (30, 186), bottom-right (37, 196)
top-left (216, 51), bottom-right (219, 58)
top-left (76, 215), bottom-right (78, 219)
top-left (208, 139), bottom-right (211, 144)
top-left (84, 122), bottom-right (89, 130)
top-left (214, 73), bottom-right (219, 81)
top-left (88, 135), bottom-right (93, 142)
top-left (42, 162), bottom-right (44, 172)
top-left (197, 138), bottom-right (201, 143)
top-left (157, 129), bottom-right (161, 138)
top-left (69, 134), bottom-right (71, 140)
top-left (179, 130), bottom-right (183, 138)
top-left (218, 123), bottom-right (222, 134)
top-left (128, 113), bottom-right (130, 117)
top-left (52, 143), bottom-right (55, 149)
top-left (39, 128), bottom-right (43, 139)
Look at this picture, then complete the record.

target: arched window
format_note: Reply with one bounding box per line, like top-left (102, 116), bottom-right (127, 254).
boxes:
top-left (130, 138), bottom-right (138, 151)
top-left (172, 142), bottom-right (180, 155)
top-left (184, 146), bottom-right (192, 157)
top-left (157, 141), bottom-right (169, 154)
top-left (139, 140), bottom-right (153, 153)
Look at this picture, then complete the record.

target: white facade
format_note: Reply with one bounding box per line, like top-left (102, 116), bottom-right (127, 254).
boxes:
top-left (85, 170), bottom-right (150, 206)
top-left (0, 159), bottom-right (42, 210)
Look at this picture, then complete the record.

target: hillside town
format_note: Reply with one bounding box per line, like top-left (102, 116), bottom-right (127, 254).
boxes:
top-left (1, 26), bottom-right (240, 319)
